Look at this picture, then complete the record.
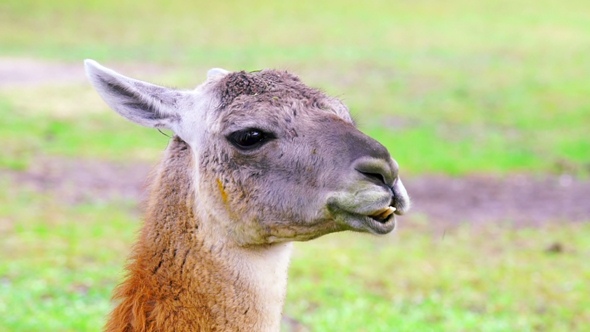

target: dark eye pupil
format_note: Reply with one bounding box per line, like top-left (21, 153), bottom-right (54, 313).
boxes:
top-left (238, 131), bottom-right (263, 146)
top-left (228, 129), bottom-right (272, 150)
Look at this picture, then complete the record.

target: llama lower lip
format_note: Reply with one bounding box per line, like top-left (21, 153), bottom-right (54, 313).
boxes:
top-left (363, 214), bottom-right (396, 234)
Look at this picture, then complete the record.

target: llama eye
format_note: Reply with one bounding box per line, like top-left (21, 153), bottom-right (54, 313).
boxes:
top-left (227, 129), bottom-right (274, 150)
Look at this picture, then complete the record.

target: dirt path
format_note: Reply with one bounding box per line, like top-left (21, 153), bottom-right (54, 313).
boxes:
top-left (2, 157), bottom-right (589, 227)
top-left (0, 57), bottom-right (169, 89)
top-left (407, 174), bottom-right (589, 226)
top-left (0, 58), bottom-right (87, 88)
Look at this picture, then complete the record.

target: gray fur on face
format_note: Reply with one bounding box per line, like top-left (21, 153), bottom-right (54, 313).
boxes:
top-left (197, 70), bottom-right (407, 245)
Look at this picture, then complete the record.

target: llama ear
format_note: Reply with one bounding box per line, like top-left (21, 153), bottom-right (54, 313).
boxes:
top-left (84, 59), bottom-right (183, 130)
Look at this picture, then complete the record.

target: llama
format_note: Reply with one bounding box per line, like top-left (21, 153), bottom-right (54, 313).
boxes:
top-left (85, 59), bottom-right (410, 332)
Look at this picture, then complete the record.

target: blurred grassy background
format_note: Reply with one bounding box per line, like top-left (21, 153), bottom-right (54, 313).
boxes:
top-left (2, 0), bottom-right (590, 175)
top-left (0, 0), bottom-right (589, 331)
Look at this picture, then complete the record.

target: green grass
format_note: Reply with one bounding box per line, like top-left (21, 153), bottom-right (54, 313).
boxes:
top-left (288, 226), bottom-right (590, 331)
top-left (1, 181), bottom-right (588, 331)
top-left (0, 93), bottom-right (171, 169)
top-left (0, 183), bottom-right (137, 331)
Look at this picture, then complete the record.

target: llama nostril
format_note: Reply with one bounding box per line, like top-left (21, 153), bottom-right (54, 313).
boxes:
top-left (358, 171), bottom-right (386, 185)
top-left (353, 157), bottom-right (396, 186)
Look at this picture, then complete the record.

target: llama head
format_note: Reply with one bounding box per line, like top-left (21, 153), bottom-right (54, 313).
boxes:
top-left (85, 60), bottom-right (410, 246)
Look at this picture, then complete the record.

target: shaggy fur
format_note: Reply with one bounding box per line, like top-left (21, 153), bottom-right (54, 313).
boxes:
top-left (106, 138), bottom-right (269, 331)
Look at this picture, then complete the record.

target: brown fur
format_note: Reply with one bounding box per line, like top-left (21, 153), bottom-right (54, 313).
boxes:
top-left (217, 70), bottom-right (337, 113)
top-left (105, 137), bottom-right (261, 331)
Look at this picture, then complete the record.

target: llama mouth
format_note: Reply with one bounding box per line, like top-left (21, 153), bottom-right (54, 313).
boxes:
top-left (357, 206), bottom-right (397, 234)
top-left (330, 205), bottom-right (397, 235)
top-left (368, 206), bottom-right (396, 223)
top-left (361, 209), bottom-right (396, 234)
top-left (327, 193), bottom-right (398, 234)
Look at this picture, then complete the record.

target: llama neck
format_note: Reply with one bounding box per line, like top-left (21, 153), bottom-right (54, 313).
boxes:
top-left (105, 137), bottom-right (292, 332)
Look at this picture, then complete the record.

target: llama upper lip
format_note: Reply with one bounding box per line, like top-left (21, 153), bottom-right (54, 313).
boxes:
top-left (389, 178), bottom-right (410, 215)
